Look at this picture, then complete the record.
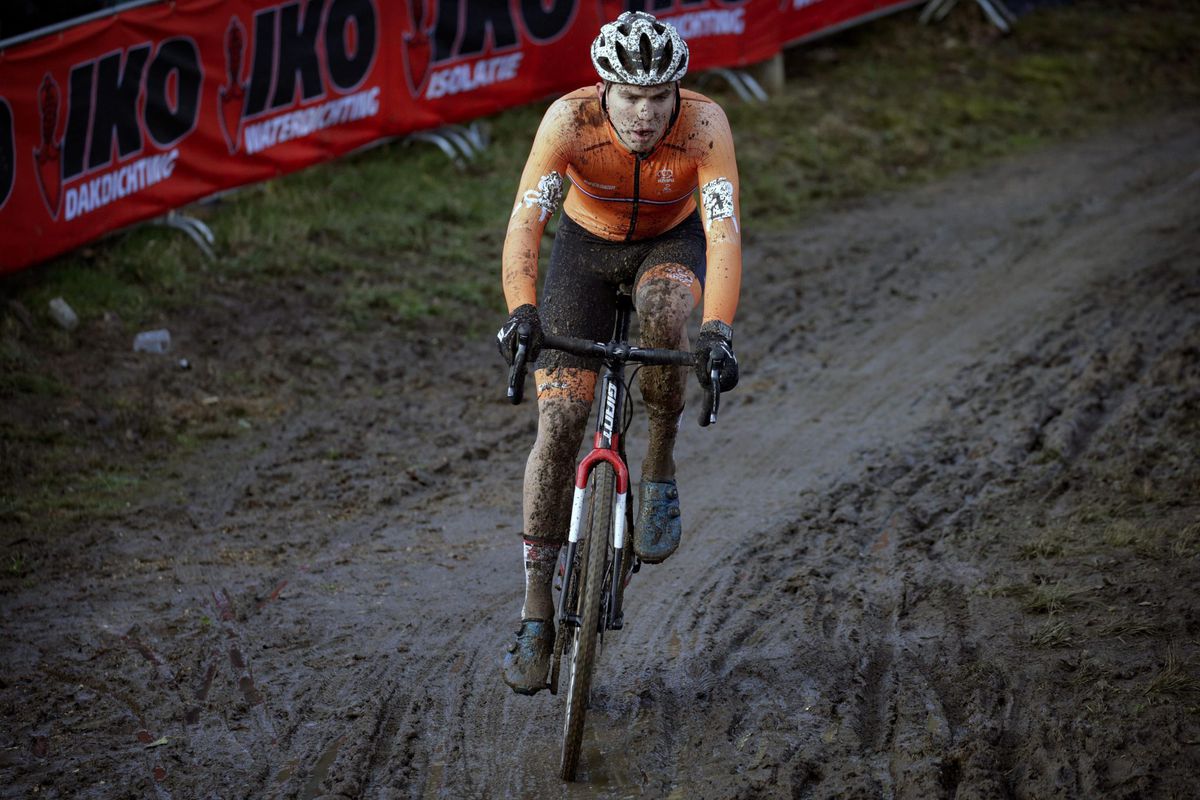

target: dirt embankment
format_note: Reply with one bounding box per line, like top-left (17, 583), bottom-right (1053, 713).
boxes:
top-left (1, 114), bottom-right (1198, 799)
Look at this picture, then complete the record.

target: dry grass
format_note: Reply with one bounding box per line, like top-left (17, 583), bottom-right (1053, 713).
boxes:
top-left (1030, 619), bottom-right (1073, 648)
top-left (1021, 579), bottom-right (1089, 615)
top-left (1103, 520), bottom-right (1141, 548)
top-left (1143, 648), bottom-right (1200, 698)
top-left (1018, 528), bottom-right (1073, 560)
top-left (1097, 616), bottom-right (1164, 641)
top-left (1170, 523), bottom-right (1200, 559)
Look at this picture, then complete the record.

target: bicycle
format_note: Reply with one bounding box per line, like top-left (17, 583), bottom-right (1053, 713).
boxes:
top-left (505, 287), bottom-right (724, 781)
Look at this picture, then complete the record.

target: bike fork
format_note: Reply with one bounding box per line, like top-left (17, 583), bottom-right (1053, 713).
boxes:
top-left (556, 452), bottom-right (630, 630)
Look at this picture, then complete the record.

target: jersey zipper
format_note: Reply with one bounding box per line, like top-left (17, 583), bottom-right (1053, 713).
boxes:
top-left (625, 153), bottom-right (645, 241)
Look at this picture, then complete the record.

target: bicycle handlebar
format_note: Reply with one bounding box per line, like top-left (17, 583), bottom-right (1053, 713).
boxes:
top-left (541, 333), bottom-right (696, 367)
top-left (505, 330), bottom-right (722, 426)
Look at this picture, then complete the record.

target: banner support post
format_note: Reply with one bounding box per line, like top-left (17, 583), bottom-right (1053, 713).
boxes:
top-left (154, 211), bottom-right (215, 260)
top-left (920, 0), bottom-right (1017, 33)
top-left (695, 69), bottom-right (769, 104)
top-left (406, 122), bottom-right (490, 168)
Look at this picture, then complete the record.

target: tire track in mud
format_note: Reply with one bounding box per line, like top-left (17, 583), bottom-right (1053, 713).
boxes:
top-left (321, 594), bottom-right (517, 799)
top-left (37, 663), bottom-right (176, 799)
top-left (86, 355), bottom-right (531, 799)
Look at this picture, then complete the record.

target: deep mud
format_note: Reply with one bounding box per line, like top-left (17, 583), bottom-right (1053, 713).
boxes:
top-left (2, 114), bottom-right (1198, 799)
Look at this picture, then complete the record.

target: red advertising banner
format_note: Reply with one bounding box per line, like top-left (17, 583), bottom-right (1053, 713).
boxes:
top-left (0, 0), bottom-right (917, 273)
top-left (777, 0), bottom-right (926, 44)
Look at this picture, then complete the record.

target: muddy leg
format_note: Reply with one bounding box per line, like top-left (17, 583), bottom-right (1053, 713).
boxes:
top-left (635, 267), bottom-right (699, 482)
top-left (520, 369), bottom-right (595, 619)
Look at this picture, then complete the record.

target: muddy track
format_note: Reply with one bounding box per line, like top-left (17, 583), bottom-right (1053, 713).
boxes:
top-left (2, 114), bottom-right (1198, 799)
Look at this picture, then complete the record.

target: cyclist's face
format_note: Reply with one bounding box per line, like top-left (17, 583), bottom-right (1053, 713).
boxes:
top-left (606, 83), bottom-right (675, 154)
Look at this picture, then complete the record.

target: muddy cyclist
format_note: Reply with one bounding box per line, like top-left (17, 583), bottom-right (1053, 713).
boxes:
top-left (496, 11), bottom-right (743, 694)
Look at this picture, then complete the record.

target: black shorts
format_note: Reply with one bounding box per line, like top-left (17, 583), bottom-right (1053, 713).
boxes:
top-left (539, 210), bottom-right (706, 373)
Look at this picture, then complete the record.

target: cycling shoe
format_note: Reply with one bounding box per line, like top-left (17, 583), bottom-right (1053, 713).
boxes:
top-left (633, 479), bottom-right (681, 564)
top-left (500, 619), bottom-right (555, 695)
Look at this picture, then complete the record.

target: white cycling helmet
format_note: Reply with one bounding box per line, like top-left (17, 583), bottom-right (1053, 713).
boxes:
top-left (590, 11), bottom-right (689, 86)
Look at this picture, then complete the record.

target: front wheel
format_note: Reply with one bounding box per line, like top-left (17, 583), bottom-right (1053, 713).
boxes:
top-left (560, 462), bottom-right (614, 781)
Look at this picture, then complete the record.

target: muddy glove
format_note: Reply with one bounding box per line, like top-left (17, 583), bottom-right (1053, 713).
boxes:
top-left (497, 303), bottom-right (543, 365)
top-left (694, 321), bottom-right (739, 392)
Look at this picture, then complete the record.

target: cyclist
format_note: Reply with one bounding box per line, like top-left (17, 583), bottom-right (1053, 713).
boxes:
top-left (496, 11), bottom-right (742, 694)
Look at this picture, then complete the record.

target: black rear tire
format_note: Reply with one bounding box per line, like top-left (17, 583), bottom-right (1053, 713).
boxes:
top-left (559, 463), bottom-right (614, 781)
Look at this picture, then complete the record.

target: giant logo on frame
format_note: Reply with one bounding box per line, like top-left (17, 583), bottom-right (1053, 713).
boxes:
top-left (401, 0), bottom-right (580, 100)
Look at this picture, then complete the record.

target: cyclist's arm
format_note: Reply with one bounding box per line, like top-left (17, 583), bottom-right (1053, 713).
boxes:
top-left (502, 99), bottom-right (572, 312)
top-left (695, 103), bottom-right (742, 328)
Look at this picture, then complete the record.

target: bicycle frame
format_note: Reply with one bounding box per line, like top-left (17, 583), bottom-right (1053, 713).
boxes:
top-left (557, 292), bottom-right (636, 634)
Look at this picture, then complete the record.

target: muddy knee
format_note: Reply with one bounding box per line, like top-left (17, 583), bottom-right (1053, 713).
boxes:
top-left (635, 271), bottom-right (694, 349)
top-left (531, 397), bottom-right (591, 464)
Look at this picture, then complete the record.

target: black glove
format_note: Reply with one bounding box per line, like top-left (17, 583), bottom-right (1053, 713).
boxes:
top-left (694, 321), bottom-right (739, 392)
top-left (497, 303), bottom-right (543, 365)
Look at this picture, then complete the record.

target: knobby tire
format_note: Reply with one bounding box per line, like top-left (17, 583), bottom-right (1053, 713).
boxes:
top-left (560, 463), bottom-right (614, 781)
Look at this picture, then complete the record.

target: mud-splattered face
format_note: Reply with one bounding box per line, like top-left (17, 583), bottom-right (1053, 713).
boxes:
top-left (606, 82), bottom-right (675, 154)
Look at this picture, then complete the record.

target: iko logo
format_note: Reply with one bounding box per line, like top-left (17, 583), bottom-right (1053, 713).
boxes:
top-left (402, 0), bottom-right (579, 100)
top-left (33, 38), bottom-right (202, 219)
top-left (222, 0), bottom-right (379, 154)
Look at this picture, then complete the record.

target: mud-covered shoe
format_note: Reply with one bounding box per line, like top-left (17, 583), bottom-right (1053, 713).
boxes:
top-left (633, 479), bottom-right (682, 563)
top-left (500, 619), bottom-right (555, 695)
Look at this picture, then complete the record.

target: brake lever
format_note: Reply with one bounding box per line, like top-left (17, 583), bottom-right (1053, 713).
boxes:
top-left (699, 363), bottom-right (721, 427)
top-left (507, 329), bottom-right (530, 405)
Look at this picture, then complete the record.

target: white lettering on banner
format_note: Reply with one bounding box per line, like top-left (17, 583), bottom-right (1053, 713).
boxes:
top-left (64, 149), bottom-right (179, 221)
top-left (243, 87), bottom-right (382, 155)
top-left (425, 53), bottom-right (524, 100)
top-left (672, 9), bottom-right (746, 39)
top-left (792, 0), bottom-right (822, 9)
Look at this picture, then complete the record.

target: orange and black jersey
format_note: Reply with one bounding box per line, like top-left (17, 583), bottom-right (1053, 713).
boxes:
top-left (503, 85), bottom-right (742, 327)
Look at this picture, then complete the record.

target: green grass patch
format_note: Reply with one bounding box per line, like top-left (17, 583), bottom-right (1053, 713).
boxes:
top-left (726, 0), bottom-right (1200, 230)
top-left (0, 468), bottom-right (145, 526)
top-left (3, 226), bottom-right (205, 330)
top-left (0, 370), bottom-right (69, 397)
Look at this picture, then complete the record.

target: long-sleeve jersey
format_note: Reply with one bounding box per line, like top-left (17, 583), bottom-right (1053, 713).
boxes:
top-left (502, 85), bottom-right (742, 328)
